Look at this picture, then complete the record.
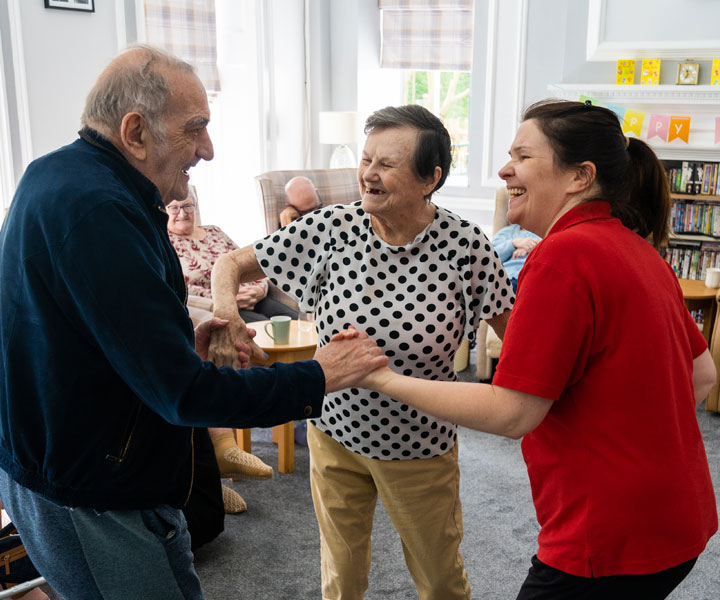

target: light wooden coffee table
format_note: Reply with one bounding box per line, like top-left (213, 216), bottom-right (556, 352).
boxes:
top-left (679, 279), bottom-right (717, 343)
top-left (235, 319), bottom-right (318, 473)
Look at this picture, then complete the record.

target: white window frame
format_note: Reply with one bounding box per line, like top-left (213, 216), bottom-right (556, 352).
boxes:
top-left (360, 0), bottom-right (528, 207)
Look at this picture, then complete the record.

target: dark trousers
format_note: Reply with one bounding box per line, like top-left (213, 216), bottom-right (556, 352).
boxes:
top-left (183, 428), bottom-right (224, 551)
top-left (239, 296), bottom-right (298, 323)
top-left (516, 554), bottom-right (698, 600)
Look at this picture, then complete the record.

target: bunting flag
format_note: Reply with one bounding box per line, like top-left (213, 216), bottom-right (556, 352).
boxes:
top-left (606, 104), bottom-right (626, 123)
top-left (648, 114), bottom-right (670, 141)
top-left (622, 110), bottom-right (644, 136)
top-left (715, 117), bottom-right (720, 144)
top-left (668, 116), bottom-right (691, 143)
top-left (574, 95), bottom-right (699, 144)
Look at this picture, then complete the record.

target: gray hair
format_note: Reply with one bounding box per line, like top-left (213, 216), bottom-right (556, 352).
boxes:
top-left (364, 105), bottom-right (452, 197)
top-left (81, 44), bottom-right (195, 144)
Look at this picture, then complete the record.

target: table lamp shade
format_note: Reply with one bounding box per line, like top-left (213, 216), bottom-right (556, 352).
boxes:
top-left (318, 111), bottom-right (358, 144)
top-left (319, 111), bottom-right (359, 169)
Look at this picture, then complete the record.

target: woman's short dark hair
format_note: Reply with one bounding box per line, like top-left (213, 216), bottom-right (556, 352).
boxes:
top-left (364, 105), bottom-right (452, 198)
top-left (522, 99), bottom-right (670, 247)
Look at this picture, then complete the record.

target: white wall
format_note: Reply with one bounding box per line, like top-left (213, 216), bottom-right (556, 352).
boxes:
top-left (13, 0), bottom-right (122, 161)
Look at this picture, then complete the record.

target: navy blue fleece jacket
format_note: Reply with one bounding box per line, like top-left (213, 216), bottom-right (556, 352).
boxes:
top-left (0, 129), bottom-right (324, 510)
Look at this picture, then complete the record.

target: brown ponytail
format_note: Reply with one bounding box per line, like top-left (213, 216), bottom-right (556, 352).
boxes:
top-left (523, 99), bottom-right (670, 248)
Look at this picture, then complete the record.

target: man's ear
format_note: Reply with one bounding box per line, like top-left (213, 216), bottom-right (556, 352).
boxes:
top-left (119, 112), bottom-right (148, 161)
top-left (568, 161), bottom-right (596, 194)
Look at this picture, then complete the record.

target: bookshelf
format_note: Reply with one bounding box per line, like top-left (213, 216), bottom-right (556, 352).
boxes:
top-left (663, 160), bottom-right (720, 283)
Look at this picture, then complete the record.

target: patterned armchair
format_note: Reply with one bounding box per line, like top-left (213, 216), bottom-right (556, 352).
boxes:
top-left (255, 168), bottom-right (362, 309)
top-left (255, 168), bottom-right (361, 235)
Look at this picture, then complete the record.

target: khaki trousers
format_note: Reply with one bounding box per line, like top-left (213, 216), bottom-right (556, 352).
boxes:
top-left (308, 424), bottom-right (471, 600)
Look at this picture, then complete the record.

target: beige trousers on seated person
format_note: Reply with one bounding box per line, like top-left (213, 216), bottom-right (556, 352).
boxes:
top-left (307, 423), bottom-right (470, 600)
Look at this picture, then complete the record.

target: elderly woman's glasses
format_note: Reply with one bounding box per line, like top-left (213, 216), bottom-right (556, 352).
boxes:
top-left (167, 203), bottom-right (196, 215)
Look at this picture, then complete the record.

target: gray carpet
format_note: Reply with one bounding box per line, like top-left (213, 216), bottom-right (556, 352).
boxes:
top-left (194, 361), bottom-right (720, 600)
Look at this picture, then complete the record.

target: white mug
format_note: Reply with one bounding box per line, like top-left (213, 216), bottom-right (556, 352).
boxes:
top-left (264, 315), bottom-right (291, 344)
top-left (705, 267), bottom-right (720, 289)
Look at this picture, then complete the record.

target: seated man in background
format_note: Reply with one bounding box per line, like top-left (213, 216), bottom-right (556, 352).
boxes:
top-left (279, 176), bottom-right (321, 227)
top-left (492, 223), bottom-right (541, 292)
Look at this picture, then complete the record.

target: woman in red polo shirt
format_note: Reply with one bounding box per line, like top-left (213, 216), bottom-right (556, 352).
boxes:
top-left (356, 99), bottom-right (718, 599)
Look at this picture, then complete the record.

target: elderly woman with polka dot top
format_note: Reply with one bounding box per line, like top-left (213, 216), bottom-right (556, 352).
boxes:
top-left (210, 104), bottom-right (513, 599)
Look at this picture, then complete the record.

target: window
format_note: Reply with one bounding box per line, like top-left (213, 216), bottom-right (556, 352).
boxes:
top-left (402, 70), bottom-right (471, 183)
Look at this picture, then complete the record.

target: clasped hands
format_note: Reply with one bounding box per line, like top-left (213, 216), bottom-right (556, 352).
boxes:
top-left (235, 285), bottom-right (264, 310)
top-left (203, 315), bottom-right (389, 394)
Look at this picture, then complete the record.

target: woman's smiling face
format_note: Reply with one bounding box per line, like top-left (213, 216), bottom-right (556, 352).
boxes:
top-left (357, 127), bottom-right (436, 222)
top-left (498, 119), bottom-right (580, 237)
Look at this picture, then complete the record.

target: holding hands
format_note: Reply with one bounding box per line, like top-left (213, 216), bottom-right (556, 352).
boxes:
top-left (327, 328), bottom-right (392, 392)
top-left (316, 328), bottom-right (388, 393)
top-left (195, 316), bottom-right (259, 369)
top-left (207, 312), bottom-right (266, 369)
top-left (206, 318), bottom-right (388, 392)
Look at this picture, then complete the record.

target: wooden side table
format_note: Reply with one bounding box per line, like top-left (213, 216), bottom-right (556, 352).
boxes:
top-left (679, 279), bottom-right (719, 412)
top-left (679, 279), bottom-right (717, 344)
top-left (235, 319), bottom-right (318, 473)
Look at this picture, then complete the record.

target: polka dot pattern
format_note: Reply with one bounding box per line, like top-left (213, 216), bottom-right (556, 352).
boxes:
top-left (254, 202), bottom-right (514, 460)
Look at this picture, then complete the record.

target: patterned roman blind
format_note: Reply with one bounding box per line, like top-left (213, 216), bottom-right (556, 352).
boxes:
top-left (379, 0), bottom-right (474, 71)
top-left (144, 0), bottom-right (221, 95)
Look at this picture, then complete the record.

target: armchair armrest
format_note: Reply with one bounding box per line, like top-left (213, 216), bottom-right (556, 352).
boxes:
top-left (187, 294), bottom-right (214, 312)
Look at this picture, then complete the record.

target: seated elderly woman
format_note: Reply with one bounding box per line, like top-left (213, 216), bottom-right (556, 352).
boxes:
top-left (209, 105), bottom-right (514, 599)
top-left (167, 193), bottom-right (298, 323)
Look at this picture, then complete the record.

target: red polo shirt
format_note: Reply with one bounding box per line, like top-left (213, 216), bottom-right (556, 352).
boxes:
top-left (493, 201), bottom-right (717, 577)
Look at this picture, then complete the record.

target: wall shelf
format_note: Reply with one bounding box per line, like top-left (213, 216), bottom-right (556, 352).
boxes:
top-left (548, 84), bottom-right (720, 161)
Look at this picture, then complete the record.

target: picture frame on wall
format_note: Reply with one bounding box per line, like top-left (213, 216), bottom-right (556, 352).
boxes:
top-left (44, 0), bottom-right (95, 12)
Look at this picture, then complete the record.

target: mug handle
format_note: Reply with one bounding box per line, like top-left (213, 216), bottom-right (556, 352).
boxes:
top-left (264, 322), bottom-right (276, 341)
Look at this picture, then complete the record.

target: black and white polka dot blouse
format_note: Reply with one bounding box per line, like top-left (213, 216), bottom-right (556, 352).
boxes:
top-left (254, 201), bottom-right (514, 460)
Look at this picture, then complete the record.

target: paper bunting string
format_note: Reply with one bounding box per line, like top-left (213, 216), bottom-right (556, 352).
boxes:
top-left (668, 116), bottom-right (691, 143)
top-left (575, 95), bottom-right (701, 144)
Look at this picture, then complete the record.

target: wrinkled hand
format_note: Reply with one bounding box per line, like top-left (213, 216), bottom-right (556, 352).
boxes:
top-left (207, 313), bottom-right (265, 369)
top-left (195, 317), bottom-right (229, 360)
top-left (235, 286), bottom-right (263, 310)
top-left (512, 248), bottom-right (528, 259)
top-left (315, 328), bottom-right (388, 393)
top-left (195, 317), bottom-right (259, 368)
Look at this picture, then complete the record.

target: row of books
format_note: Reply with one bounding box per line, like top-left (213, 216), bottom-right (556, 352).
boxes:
top-left (660, 243), bottom-right (720, 281)
top-left (665, 161), bottom-right (720, 196)
top-left (671, 202), bottom-right (720, 237)
top-left (689, 309), bottom-right (705, 329)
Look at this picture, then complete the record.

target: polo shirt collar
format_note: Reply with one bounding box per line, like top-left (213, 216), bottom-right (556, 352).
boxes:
top-left (547, 201), bottom-right (613, 237)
